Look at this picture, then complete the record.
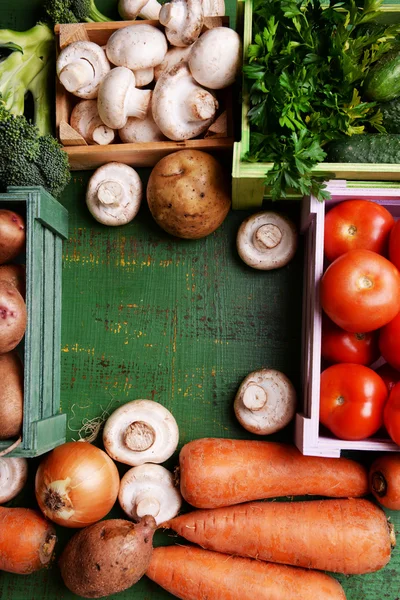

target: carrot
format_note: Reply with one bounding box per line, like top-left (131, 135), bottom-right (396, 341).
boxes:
top-left (179, 438), bottom-right (368, 508)
top-left (165, 498), bottom-right (395, 575)
top-left (0, 507), bottom-right (57, 574)
top-left (146, 546), bottom-right (347, 600)
top-left (370, 454), bottom-right (400, 510)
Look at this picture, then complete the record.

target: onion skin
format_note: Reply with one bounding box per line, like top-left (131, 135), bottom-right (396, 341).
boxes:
top-left (0, 507), bottom-right (56, 574)
top-left (35, 441), bottom-right (120, 528)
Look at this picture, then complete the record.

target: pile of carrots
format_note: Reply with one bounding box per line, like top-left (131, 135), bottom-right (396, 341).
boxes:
top-left (145, 438), bottom-right (399, 600)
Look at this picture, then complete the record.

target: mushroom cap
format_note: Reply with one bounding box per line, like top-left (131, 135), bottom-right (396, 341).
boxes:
top-left (103, 399), bottom-right (179, 466)
top-left (118, 464), bottom-right (182, 525)
top-left (56, 41), bottom-right (110, 99)
top-left (106, 25), bottom-right (168, 71)
top-left (0, 457), bottom-right (28, 504)
top-left (188, 27), bottom-right (242, 89)
top-left (86, 162), bottom-right (143, 226)
top-left (152, 63), bottom-right (218, 141)
top-left (202, 0), bottom-right (225, 15)
top-left (70, 100), bottom-right (115, 145)
top-left (234, 369), bottom-right (297, 435)
top-left (237, 211), bottom-right (298, 270)
top-left (159, 0), bottom-right (203, 47)
top-left (154, 45), bottom-right (193, 81)
top-left (98, 67), bottom-right (151, 129)
top-left (119, 113), bottom-right (166, 143)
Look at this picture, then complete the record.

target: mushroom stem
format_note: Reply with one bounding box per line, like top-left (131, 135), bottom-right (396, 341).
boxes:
top-left (186, 89), bottom-right (218, 121)
top-left (159, 2), bottom-right (185, 27)
top-left (254, 224), bottom-right (283, 250)
top-left (139, 0), bottom-right (162, 18)
top-left (97, 180), bottom-right (124, 207)
top-left (91, 125), bottom-right (115, 145)
top-left (59, 60), bottom-right (94, 94)
top-left (242, 384), bottom-right (268, 411)
top-left (124, 421), bottom-right (156, 452)
top-left (135, 494), bottom-right (161, 518)
top-left (134, 67), bottom-right (155, 88)
top-left (127, 87), bottom-right (152, 120)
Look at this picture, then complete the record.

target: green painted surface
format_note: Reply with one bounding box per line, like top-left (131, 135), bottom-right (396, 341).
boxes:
top-left (0, 1), bottom-right (400, 599)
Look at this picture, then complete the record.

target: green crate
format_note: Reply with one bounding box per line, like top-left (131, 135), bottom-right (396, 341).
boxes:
top-left (0, 186), bottom-right (68, 457)
top-left (232, 0), bottom-right (400, 209)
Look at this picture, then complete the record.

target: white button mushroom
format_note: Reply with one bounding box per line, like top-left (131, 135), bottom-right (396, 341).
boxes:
top-left (119, 111), bottom-right (166, 143)
top-left (70, 100), bottom-right (115, 145)
top-left (237, 211), bottom-right (298, 270)
top-left (152, 63), bottom-right (218, 141)
top-left (56, 41), bottom-right (110, 99)
top-left (202, 0), bottom-right (225, 15)
top-left (154, 45), bottom-right (193, 81)
top-left (106, 25), bottom-right (168, 88)
top-left (0, 457), bottom-right (28, 504)
top-left (188, 27), bottom-right (242, 89)
top-left (234, 369), bottom-right (297, 435)
top-left (103, 399), bottom-right (179, 466)
top-left (119, 0), bottom-right (162, 20)
top-left (159, 0), bottom-right (203, 47)
top-left (98, 67), bottom-right (152, 129)
top-left (86, 162), bottom-right (143, 226)
top-left (118, 464), bottom-right (182, 525)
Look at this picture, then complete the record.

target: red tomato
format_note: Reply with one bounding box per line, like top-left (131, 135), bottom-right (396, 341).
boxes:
top-left (324, 200), bottom-right (394, 262)
top-left (320, 363), bottom-right (388, 441)
top-left (389, 220), bottom-right (400, 272)
top-left (384, 382), bottom-right (400, 445)
top-left (320, 249), bottom-right (400, 333)
top-left (379, 311), bottom-right (400, 371)
top-left (376, 363), bottom-right (400, 393)
top-left (321, 315), bottom-right (379, 365)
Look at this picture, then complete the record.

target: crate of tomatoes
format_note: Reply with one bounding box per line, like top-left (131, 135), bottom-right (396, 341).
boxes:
top-left (296, 181), bottom-right (400, 457)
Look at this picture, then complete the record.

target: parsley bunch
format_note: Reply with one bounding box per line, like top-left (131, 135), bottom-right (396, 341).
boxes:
top-left (243, 0), bottom-right (400, 200)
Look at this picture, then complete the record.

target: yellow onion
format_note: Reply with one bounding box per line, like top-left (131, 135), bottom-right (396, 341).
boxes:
top-left (35, 441), bottom-right (120, 528)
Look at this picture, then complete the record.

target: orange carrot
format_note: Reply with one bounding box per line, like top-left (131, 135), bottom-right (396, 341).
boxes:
top-left (370, 454), bottom-right (400, 510)
top-left (165, 498), bottom-right (394, 575)
top-left (0, 507), bottom-right (56, 574)
top-left (179, 438), bottom-right (368, 508)
top-left (146, 546), bottom-right (346, 600)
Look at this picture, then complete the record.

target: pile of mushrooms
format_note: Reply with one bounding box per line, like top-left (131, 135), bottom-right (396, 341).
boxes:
top-left (103, 399), bottom-right (182, 524)
top-left (56, 0), bottom-right (241, 145)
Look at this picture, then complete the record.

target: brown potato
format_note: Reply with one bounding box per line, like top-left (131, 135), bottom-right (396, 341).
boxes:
top-left (0, 210), bottom-right (25, 265)
top-left (0, 351), bottom-right (23, 440)
top-left (147, 150), bottom-right (231, 239)
top-left (0, 264), bottom-right (26, 298)
top-left (0, 281), bottom-right (27, 354)
top-left (59, 516), bottom-right (156, 598)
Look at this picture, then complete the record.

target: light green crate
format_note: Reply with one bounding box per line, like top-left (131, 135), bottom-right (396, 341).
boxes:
top-left (0, 187), bottom-right (68, 457)
top-left (232, 0), bottom-right (400, 209)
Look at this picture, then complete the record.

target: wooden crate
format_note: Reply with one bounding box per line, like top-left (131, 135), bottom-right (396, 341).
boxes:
top-left (55, 19), bottom-right (235, 171)
top-left (232, 0), bottom-right (400, 209)
top-left (0, 187), bottom-right (68, 457)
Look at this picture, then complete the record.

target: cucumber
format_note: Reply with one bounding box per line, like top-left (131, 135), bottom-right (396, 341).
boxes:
top-left (364, 51), bottom-right (400, 102)
top-left (326, 134), bottom-right (400, 163)
top-left (380, 98), bottom-right (400, 134)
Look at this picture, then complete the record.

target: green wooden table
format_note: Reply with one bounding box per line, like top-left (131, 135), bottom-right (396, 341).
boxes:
top-left (0, 1), bottom-right (399, 599)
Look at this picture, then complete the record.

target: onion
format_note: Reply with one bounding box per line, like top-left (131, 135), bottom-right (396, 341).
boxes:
top-left (35, 441), bottom-right (120, 528)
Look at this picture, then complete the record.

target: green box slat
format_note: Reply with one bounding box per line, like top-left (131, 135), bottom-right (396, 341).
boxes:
top-left (232, 0), bottom-right (400, 208)
top-left (0, 187), bottom-right (68, 456)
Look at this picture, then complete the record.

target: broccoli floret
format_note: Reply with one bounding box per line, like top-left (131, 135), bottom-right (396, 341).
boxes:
top-left (0, 99), bottom-right (71, 198)
top-left (0, 23), bottom-right (54, 136)
top-left (44, 0), bottom-right (111, 25)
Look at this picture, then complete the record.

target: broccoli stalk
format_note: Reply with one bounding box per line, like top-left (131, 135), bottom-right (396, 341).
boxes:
top-left (0, 24), bottom-right (54, 136)
top-left (44, 0), bottom-right (112, 25)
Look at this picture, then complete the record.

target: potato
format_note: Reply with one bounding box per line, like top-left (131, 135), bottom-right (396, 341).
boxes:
top-left (0, 264), bottom-right (26, 298)
top-left (0, 351), bottom-right (23, 440)
top-left (0, 281), bottom-right (27, 354)
top-left (147, 150), bottom-right (231, 239)
top-left (0, 210), bottom-right (25, 265)
top-left (59, 516), bottom-right (156, 598)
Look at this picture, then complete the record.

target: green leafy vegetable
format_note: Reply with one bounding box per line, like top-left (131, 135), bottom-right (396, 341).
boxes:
top-left (243, 0), bottom-right (400, 200)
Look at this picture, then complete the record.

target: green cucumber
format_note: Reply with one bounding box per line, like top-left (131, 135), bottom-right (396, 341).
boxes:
top-left (364, 51), bottom-right (400, 102)
top-left (380, 98), bottom-right (400, 134)
top-left (326, 134), bottom-right (400, 163)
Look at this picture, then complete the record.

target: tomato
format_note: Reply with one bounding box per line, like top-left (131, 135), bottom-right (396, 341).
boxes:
top-left (320, 363), bottom-right (388, 441)
top-left (379, 311), bottom-right (400, 371)
top-left (321, 314), bottom-right (379, 365)
top-left (324, 200), bottom-right (394, 263)
top-left (376, 363), bottom-right (400, 393)
top-left (384, 382), bottom-right (400, 445)
top-left (389, 220), bottom-right (400, 272)
top-left (320, 249), bottom-right (400, 333)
